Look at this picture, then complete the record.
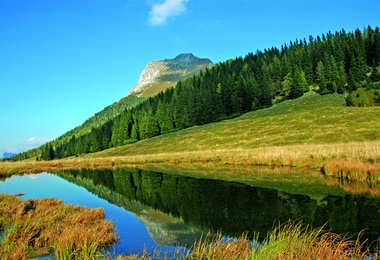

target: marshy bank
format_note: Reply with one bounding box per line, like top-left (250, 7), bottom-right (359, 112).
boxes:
top-left (0, 194), bottom-right (117, 259)
top-left (186, 222), bottom-right (374, 260)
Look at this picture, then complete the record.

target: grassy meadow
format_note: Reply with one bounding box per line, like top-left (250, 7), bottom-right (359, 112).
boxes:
top-left (88, 92), bottom-right (380, 182)
top-left (93, 92), bottom-right (380, 156)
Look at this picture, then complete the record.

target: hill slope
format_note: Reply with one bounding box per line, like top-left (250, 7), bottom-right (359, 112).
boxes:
top-left (53, 53), bottom-right (212, 143)
top-left (91, 92), bottom-right (380, 157)
top-left (58, 95), bottom-right (143, 142)
top-left (52, 54), bottom-right (212, 143)
top-left (128, 53), bottom-right (213, 97)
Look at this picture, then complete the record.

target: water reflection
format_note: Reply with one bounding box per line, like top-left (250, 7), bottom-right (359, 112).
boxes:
top-left (55, 168), bottom-right (380, 244)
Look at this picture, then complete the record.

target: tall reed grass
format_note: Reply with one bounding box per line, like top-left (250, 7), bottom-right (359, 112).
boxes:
top-left (187, 222), bottom-right (370, 260)
top-left (0, 194), bottom-right (117, 259)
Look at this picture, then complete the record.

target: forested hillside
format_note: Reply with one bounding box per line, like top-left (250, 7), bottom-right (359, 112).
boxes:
top-left (11, 26), bottom-right (380, 161)
top-left (57, 95), bottom-right (144, 142)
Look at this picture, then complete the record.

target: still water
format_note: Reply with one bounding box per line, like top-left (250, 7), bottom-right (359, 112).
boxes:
top-left (0, 168), bottom-right (379, 257)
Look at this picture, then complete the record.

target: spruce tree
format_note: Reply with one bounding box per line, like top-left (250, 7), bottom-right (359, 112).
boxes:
top-left (289, 66), bottom-right (307, 99)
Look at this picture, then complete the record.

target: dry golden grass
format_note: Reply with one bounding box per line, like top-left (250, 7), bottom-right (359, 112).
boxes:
top-left (140, 81), bottom-right (175, 98)
top-left (0, 194), bottom-right (117, 259)
top-left (116, 254), bottom-right (151, 260)
top-left (189, 233), bottom-right (252, 260)
top-left (326, 178), bottom-right (380, 196)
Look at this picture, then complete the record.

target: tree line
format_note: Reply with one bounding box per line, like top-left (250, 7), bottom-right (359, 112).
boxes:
top-left (10, 26), bottom-right (380, 161)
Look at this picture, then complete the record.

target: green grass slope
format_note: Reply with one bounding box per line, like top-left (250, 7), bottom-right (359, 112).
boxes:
top-left (139, 63), bottom-right (213, 98)
top-left (92, 92), bottom-right (380, 157)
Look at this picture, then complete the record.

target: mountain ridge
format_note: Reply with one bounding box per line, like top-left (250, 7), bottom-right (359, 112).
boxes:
top-left (128, 53), bottom-right (213, 97)
top-left (2, 152), bottom-right (16, 159)
top-left (55, 53), bottom-right (212, 144)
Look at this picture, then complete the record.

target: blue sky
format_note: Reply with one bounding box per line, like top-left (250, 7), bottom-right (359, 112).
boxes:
top-left (0, 0), bottom-right (379, 156)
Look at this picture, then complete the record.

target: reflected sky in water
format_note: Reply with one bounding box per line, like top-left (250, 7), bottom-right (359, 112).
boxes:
top-left (0, 172), bottom-right (179, 256)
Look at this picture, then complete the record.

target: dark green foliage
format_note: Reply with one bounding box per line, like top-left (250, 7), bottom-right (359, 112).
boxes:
top-left (370, 67), bottom-right (380, 82)
top-left (289, 66), bottom-right (307, 99)
top-left (140, 111), bottom-right (160, 139)
top-left (11, 26), bottom-right (380, 161)
top-left (39, 144), bottom-right (55, 161)
top-left (345, 93), bottom-right (355, 106)
top-left (374, 91), bottom-right (380, 104)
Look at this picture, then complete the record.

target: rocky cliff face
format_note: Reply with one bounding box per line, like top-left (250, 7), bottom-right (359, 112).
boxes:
top-left (128, 53), bottom-right (213, 97)
top-left (130, 61), bottom-right (167, 96)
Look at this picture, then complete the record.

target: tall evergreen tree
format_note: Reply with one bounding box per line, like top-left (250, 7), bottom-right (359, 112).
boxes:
top-left (289, 66), bottom-right (307, 99)
top-left (40, 144), bottom-right (55, 161)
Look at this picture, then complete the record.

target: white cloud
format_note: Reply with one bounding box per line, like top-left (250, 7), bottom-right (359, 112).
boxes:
top-left (1, 137), bottom-right (51, 157)
top-left (148, 0), bottom-right (188, 26)
top-left (25, 137), bottom-right (48, 146)
top-left (4, 146), bottom-right (17, 153)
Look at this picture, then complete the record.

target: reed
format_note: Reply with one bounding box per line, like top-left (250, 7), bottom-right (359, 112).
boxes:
top-left (186, 222), bottom-right (369, 260)
top-left (0, 194), bottom-right (117, 259)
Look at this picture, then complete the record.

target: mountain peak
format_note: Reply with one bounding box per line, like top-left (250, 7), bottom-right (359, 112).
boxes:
top-left (128, 54), bottom-right (213, 97)
top-left (173, 53), bottom-right (196, 61)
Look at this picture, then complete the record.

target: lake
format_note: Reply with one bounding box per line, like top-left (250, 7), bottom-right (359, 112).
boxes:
top-left (0, 168), bottom-right (379, 257)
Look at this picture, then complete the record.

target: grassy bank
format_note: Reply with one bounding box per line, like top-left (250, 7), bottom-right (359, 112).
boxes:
top-left (187, 222), bottom-right (371, 260)
top-left (0, 194), bottom-right (117, 259)
top-left (1, 140), bottom-right (380, 183)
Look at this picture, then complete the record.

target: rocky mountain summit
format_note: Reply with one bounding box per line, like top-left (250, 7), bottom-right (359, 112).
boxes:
top-left (128, 53), bottom-right (213, 97)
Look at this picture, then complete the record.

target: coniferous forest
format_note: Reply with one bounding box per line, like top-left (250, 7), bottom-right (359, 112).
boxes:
top-left (11, 26), bottom-right (380, 161)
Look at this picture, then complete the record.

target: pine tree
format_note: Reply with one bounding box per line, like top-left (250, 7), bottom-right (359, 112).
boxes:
top-left (111, 116), bottom-right (121, 147)
top-left (281, 72), bottom-right (293, 97)
top-left (40, 144), bottom-right (55, 161)
top-left (316, 61), bottom-right (327, 93)
top-left (289, 66), bottom-right (307, 99)
top-left (89, 128), bottom-right (101, 153)
top-left (156, 101), bottom-right (174, 134)
top-left (131, 123), bottom-right (140, 141)
top-left (119, 111), bottom-right (133, 144)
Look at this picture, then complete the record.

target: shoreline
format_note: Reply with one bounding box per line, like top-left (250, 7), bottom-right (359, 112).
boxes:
top-left (1, 141), bottom-right (379, 184)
